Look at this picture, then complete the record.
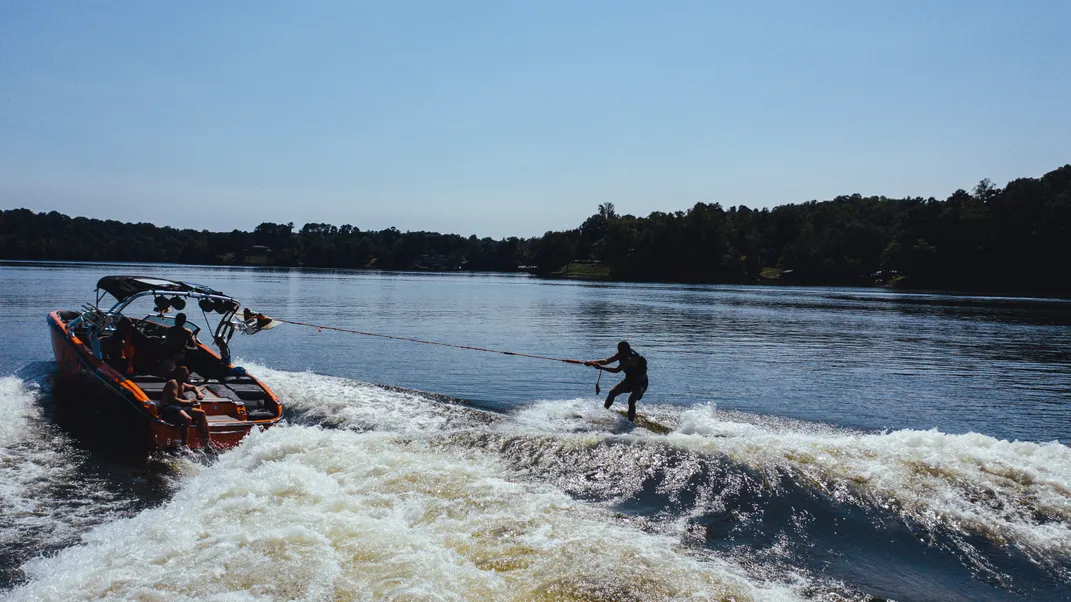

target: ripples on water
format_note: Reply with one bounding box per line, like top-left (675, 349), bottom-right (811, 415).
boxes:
top-left (1, 262), bottom-right (1070, 600)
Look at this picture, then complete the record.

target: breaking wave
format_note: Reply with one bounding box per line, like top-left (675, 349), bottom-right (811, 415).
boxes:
top-left (5, 365), bottom-right (1071, 600)
top-left (9, 425), bottom-right (807, 600)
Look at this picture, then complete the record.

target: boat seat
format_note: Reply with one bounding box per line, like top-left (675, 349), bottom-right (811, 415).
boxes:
top-left (205, 384), bottom-right (242, 402)
top-left (130, 375), bottom-right (212, 402)
top-left (133, 381), bottom-right (167, 400)
top-left (228, 383), bottom-right (267, 401)
top-left (129, 376), bottom-right (164, 397)
top-left (206, 383), bottom-right (273, 418)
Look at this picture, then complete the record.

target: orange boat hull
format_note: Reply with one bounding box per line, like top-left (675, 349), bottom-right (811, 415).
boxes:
top-left (48, 311), bottom-right (281, 451)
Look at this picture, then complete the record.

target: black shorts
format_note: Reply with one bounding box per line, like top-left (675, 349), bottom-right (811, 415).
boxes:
top-left (161, 404), bottom-right (192, 423)
top-left (613, 377), bottom-right (648, 401)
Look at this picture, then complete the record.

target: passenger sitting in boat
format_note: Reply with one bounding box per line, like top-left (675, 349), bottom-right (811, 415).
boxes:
top-left (100, 317), bottom-right (136, 374)
top-left (160, 366), bottom-right (210, 447)
top-left (159, 313), bottom-right (197, 375)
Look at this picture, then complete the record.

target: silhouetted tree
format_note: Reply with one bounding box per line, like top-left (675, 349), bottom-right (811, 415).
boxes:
top-left (3, 164), bottom-right (1069, 295)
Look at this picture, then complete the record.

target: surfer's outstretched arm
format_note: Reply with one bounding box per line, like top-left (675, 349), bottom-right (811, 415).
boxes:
top-left (584, 352), bottom-right (621, 367)
top-left (596, 364), bottom-right (623, 373)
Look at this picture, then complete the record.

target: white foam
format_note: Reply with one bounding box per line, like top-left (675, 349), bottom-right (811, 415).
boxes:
top-left (0, 377), bottom-right (144, 569)
top-left (0, 376), bottom-right (39, 447)
top-left (0, 378), bottom-right (81, 547)
top-left (672, 406), bottom-right (1071, 564)
top-left (249, 363), bottom-right (491, 434)
top-left (0, 377), bottom-right (48, 517)
top-left (253, 366), bottom-right (1071, 566)
top-left (16, 364), bottom-right (1067, 599)
top-left (9, 425), bottom-right (808, 601)
top-left (511, 397), bottom-right (648, 436)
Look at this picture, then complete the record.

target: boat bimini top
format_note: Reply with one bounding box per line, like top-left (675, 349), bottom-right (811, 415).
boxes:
top-left (95, 276), bottom-right (230, 306)
top-left (68, 275), bottom-right (265, 364)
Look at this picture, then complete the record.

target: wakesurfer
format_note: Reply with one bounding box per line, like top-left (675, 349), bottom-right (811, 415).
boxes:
top-left (585, 341), bottom-right (648, 422)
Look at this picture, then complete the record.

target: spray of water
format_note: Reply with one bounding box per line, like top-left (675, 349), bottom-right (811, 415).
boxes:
top-left (0, 377), bottom-right (149, 586)
top-left (7, 365), bottom-right (1070, 599)
top-left (9, 425), bottom-right (810, 601)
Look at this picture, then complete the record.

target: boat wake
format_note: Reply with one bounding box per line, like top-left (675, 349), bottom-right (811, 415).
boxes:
top-left (4, 365), bottom-right (1071, 601)
top-left (0, 375), bottom-right (175, 589)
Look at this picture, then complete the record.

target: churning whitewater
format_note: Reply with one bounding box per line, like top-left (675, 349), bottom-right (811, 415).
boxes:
top-left (0, 374), bottom-right (161, 589)
top-left (4, 365), bottom-right (1071, 601)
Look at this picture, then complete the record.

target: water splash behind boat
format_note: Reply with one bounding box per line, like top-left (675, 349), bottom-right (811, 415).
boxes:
top-left (5, 365), bottom-right (1071, 600)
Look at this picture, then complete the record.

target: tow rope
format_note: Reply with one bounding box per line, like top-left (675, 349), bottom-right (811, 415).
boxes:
top-left (272, 318), bottom-right (587, 365)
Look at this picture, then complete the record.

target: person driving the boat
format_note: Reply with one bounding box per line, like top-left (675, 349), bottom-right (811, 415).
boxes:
top-left (160, 366), bottom-right (210, 447)
top-left (160, 313), bottom-right (197, 375)
top-left (166, 313), bottom-right (196, 351)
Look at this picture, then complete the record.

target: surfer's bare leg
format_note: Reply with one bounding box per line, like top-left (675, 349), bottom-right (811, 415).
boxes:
top-left (604, 380), bottom-right (628, 409)
top-left (627, 390), bottom-right (642, 422)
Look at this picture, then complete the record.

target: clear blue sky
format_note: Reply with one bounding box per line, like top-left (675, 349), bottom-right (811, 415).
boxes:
top-left (2, 1), bottom-right (1069, 238)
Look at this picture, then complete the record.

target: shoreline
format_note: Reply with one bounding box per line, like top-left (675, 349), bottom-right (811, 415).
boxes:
top-left (4, 258), bottom-right (1069, 302)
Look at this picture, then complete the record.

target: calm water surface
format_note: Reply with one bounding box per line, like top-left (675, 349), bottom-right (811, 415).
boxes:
top-left (4, 261), bottom-right (1068, 441)
top-left (2, 261), bottom-right (1070, 601)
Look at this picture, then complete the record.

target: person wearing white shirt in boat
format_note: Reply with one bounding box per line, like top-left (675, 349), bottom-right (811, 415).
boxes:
top-left (160, 366), bottom-right (211, 447)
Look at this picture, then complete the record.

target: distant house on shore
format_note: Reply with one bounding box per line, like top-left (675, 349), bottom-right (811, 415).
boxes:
top-left (417, 253), bottom-right (462, 270)
top-left (244, 246), bottom-right (271, 265)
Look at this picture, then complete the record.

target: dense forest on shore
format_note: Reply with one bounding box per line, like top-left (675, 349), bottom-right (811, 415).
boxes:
top-left (2, 165), bottom-right (1069, 296)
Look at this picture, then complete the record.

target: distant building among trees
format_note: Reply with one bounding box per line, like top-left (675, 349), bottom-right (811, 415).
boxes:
top-left (244, 246), bottom-right (271, 265)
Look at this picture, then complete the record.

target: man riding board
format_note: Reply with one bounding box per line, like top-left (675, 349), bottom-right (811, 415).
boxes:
top-left (585, 341), bottom-right (648, 422)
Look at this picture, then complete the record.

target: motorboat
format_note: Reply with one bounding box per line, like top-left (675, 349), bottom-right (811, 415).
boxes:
top-left (47, 275), bottom-right (282, 450)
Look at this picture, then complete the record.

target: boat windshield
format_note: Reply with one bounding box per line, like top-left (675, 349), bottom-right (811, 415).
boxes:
top-left (140, 314), bottom-right (202, 338)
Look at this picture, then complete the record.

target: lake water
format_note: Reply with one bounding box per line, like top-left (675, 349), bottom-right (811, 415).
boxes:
top-left (2, 261), bottom-right (1070, 601)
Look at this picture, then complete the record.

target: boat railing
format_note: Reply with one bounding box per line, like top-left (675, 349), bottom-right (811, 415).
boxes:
top-left (75, 304), bottom-right (115, 358)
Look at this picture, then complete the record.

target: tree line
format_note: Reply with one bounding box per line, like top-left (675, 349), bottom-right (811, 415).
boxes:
top-left (2, 164), bottom-right (1068, 296)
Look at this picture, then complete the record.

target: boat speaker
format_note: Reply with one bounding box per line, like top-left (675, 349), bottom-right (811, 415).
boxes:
top-left (170, 296), bottom-right (186, 310)
top-left (154, 296), bottom-right (169, 311)
top-left (199, 299), bottom-right (215, 313)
